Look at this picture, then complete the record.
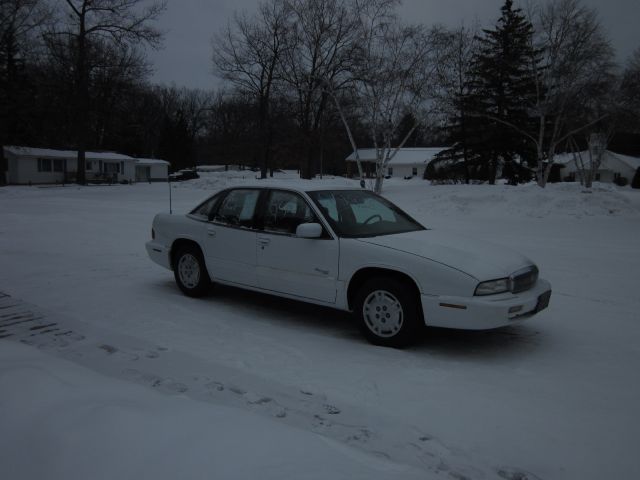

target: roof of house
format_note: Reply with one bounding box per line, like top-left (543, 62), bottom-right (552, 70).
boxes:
top-left (3, 146), bottom-right (135, 161)
top-left (135, 158), bottom-right (170, 166)
top-left (555, 150), bottom-right (640, 171)
top-left (345, 147), bottom-right (448, 166)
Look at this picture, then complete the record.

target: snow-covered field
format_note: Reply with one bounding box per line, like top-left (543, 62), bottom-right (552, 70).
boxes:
top-left (1, 173), bottom-right (639, 480)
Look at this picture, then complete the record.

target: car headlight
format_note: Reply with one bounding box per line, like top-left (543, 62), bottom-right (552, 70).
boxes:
top-left (474, 278), bottom-right (510, 296)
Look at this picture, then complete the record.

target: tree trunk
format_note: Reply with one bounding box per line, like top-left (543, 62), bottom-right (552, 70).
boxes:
top-left (75, 14), bottom-right (88, 185)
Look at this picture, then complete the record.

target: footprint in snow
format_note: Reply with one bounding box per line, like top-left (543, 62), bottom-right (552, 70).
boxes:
top-left (323, 404), bottom-right (341, 415)
top-left (204, 380), bottom-right (225, 392)
top-left (122, 368), bottom-right (188, 394)
top-left (497, 468), bottom-right (542, 480)
top-left (98, 344), bottom-right (139, 361)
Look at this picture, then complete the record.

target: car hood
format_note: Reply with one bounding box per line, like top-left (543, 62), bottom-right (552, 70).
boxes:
top-left (355, 230), bottom-right (533, 280)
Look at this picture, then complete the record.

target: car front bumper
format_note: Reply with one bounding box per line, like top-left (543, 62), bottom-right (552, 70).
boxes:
top-left (421, 279), bottom-right (552, 330)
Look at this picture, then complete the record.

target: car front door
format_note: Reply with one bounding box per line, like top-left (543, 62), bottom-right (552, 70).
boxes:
top-left (256, 190), bottom-right (339, 303)
top-left (202, 188), bottom-right (261, 287)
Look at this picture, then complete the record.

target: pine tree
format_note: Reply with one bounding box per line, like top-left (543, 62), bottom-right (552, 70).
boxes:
top-left (447, 0), bottom-right (539, 184)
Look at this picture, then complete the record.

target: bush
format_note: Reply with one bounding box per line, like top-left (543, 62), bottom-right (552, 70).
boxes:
top-left (614, 176), bottom-right (628, 187)
top-left (632, 168), bottom-right (640, 189)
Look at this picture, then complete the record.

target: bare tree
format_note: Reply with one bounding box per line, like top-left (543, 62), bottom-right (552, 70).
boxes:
top-left (0, 0), bottom-right (49, 60)
top-left (0, 0), bottom-right (51, 183)
top-left (500, 0), bottom-right (613, 188)
top-left (214, 0), bottom-right (289, 178)
top-left (50, 0), bottom-right (166, 184)
top-left (467, 0), bottom-right (614, 187)
top-left (279, 0), bottom-right (360, 179)
top-left (153, 85), bottom-right (215, 170)
top-left (619, 47), bottom-right (640, 130)
top-left (350, 1), bottom-right (440, 193)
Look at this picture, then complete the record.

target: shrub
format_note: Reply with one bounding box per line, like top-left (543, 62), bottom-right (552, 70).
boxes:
top-left (614, 176), bottom-right (628, 187)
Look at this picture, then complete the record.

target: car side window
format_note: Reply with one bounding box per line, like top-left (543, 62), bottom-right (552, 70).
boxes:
top-left (313, 192), bottom-right (339, 222)
top-left (264, 190), bottom-right (318, 235)
top-left (213, 189), bottom-right (260, 228)
top-left (190, 193), bottom-right (221, 219)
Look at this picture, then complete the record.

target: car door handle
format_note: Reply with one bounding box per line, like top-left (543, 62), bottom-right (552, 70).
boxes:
top-left (207, 228), bottom-right (216, 237)
top-left (257, 237), bottom-right (270, 246)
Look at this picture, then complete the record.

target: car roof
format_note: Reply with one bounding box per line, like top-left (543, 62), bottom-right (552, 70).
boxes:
top-left (226, 181), bottom-right (365, 193)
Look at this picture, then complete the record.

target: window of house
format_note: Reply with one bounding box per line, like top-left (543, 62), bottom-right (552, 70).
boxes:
top-left (412, 167), bottom-right (418, 176)
top-left (86, 161), bottom-right (93, 171)
top-left (388, 167), bottom-right (393, 176)
top-left (53, 159), bottom-right (64, 172)
top-left (595, 173), bottom-right (601, 181)
top-left (104, 162), bottom-right (120, 173)
top-left (37, 158), bottom-right (52, 172)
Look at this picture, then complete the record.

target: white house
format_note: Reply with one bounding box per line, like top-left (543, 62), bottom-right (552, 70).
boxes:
top-left (345, 147), bottom-right (448, 179)
top-left (3, 146), bottom-right (136, 184)
top-left (135, 158), bottom-right (170, 182)
top-left (554, 150), bottom-right (640, 183)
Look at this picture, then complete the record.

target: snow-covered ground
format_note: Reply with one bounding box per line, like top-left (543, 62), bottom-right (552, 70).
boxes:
top-left (1, 173), bottom-right (639, 480)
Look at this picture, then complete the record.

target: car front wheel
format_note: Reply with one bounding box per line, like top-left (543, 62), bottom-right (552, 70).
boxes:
top-left (173, 245), bottom-right (211, 297)
top-left (354, 277), bottom-right (422, 347)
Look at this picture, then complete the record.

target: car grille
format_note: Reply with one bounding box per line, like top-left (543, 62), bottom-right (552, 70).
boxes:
top-left (511, 265), bottom-right (539, 293)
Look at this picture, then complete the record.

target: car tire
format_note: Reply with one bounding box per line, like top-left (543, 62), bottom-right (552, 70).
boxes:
top-left (354, 277), bottom-right (423, 347)
top-left (172, 245), bottom-right (211, 297)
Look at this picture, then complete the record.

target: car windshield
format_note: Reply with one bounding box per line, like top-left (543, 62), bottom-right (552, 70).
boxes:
top-left (307, 190), bottom-right (425, 238)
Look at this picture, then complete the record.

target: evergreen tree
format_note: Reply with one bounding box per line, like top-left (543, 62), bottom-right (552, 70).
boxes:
top-left (443, 0), bottom-right (539, 184)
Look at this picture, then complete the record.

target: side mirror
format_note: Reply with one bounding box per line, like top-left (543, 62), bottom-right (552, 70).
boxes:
top-left (296, 222), bottom-right (323, 239)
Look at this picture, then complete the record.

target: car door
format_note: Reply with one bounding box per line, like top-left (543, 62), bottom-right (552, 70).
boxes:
top-left (202, 188), bottom-right (260, 287)
top-left (256, 189), bottom-right (339, 303)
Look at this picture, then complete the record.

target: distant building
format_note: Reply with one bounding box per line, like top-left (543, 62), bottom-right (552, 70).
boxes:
top-left (554, 150), bottom-right (640, 183)
top-left (135, 158), bottom-right (171, 182)
top-left (345, 147), bottom-right (448, 179)
top-left (3, 146), bottom-right (136, 184)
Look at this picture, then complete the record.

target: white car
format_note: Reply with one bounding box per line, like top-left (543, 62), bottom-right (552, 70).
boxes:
top-left (146, 185), bottom-right (551, 347)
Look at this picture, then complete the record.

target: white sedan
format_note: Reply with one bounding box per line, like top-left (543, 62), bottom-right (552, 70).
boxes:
top-left (146, 184), bottom-right (551, 347)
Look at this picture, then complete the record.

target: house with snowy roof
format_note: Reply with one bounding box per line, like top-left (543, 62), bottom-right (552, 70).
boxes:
top-left (345, 147), bottom-right (448, 178)
top-left (134, 158), bottom-right (171, 182)
top-left (3, 146), bottom-right (136, 184)
top-left (3, 146), bottom-right (169, 184)
top-left (554, 150), bottom-right (640, 184)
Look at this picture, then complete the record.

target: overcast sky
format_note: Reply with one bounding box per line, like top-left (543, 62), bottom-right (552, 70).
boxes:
top-left (148, 0), bottom-right (639, 90)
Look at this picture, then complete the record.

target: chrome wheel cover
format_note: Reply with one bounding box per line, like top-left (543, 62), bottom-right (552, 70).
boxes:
top-left (362, 290), bottom-right (403, 338)
top-left (178, 253), bottom-right (200, 289)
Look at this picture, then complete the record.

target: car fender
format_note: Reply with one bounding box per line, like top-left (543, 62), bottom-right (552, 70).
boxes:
top-left (339, 238), bottom-right (477, 299)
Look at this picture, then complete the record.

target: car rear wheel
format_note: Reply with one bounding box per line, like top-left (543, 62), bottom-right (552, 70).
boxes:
top-left (354, 277), bottom-right (422, 347)
top-left (173, 245), bottom-right (211, 297)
